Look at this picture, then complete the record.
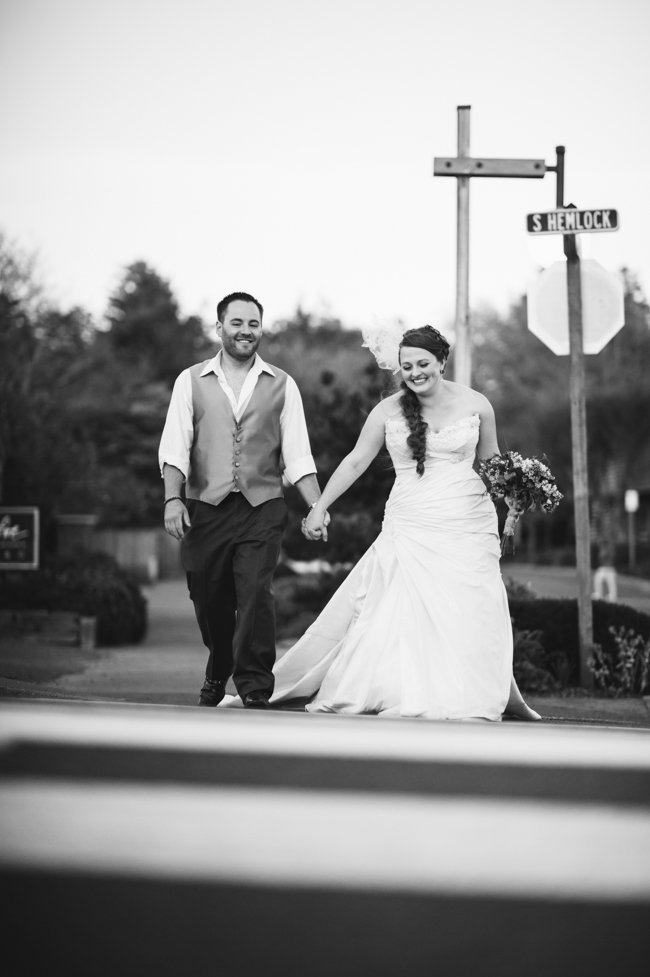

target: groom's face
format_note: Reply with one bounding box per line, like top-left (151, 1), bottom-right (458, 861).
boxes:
top-left (217, 300), bottom-right (263, 361)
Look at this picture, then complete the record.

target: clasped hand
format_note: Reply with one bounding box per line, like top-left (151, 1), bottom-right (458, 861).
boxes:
top-left (302, 507), bottom-right (330, 542)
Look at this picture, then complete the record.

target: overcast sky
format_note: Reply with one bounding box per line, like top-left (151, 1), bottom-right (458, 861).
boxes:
top-left (1, 0), bottom-right (648, 334)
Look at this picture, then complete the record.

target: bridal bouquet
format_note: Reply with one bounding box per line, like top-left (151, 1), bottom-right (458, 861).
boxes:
top-left (478, 451), bottom-right (563, 555)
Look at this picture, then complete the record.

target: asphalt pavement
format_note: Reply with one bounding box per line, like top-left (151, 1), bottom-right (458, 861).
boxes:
top-left (2, 574), bottom-right (650, 973)
top-left (2, 700), bottom-right (649, 976)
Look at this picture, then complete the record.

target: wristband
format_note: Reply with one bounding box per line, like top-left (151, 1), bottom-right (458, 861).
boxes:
top-left (164, 496), bottom-right (183, 508)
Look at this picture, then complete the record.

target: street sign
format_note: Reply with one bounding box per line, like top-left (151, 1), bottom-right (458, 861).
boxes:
top-left (434, 157), bottom-right (547, 179)
top-left (527, 208), bottom-right (618, 234)
top-left (0, 506), bottom-right (40, 570)
top-left (527, 259), bottom-right (625, 355)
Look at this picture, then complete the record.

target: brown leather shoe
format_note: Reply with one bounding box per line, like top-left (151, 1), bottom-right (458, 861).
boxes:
top-left (198, 677), bottom-right (227, 707)
top-left (242, 691), bottom-right (271, 709)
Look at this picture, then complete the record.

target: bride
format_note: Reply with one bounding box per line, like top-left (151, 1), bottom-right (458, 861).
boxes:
top-left (241, 325), bottom-right (538, 721)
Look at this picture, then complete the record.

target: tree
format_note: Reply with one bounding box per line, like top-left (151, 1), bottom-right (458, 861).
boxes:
top-left (472, 297), bottom-right (574, 555)
top-left (472, 271), bottom-right (650, 565)
top-left (63, 341), bottom-right (173, 527)
top-left (0, 242), bottom-right (195, 535)
top-left (2, 306), bottom-right (98, 538)
top-left (0, 233), bottom-right (41, 502)
top-left (585, 272), bottom-right (650, 565)
top-left (262, 312), bottom-right (394, 560)
top-left (105, 261), bottom-right (212, 385)
top-left (0, 234), bottom-right (103, 550)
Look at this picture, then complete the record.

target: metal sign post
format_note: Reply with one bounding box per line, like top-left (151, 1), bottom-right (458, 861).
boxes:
top-left (434, 105), bottom-right (547, 385)
top-left (565, 225), bottom-right (594, 688)
top-left (625, 490), bottom-right (639, 569)
top-left (527, 145), bottom-right (620, 687)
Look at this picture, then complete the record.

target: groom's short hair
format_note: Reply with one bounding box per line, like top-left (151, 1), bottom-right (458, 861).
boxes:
top-left (217, 292), bottom-right (264, 323)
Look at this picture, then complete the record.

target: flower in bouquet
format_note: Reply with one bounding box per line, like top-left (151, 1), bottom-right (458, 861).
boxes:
top-left (478, 451), bottom-right (563, 555)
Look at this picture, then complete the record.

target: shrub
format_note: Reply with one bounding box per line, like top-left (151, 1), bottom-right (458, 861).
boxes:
top-left (512, 628), bottom-right (560, 692)
top-left (511, 627), bottom-right (572, 692)
top-left (0, 552), bottom-right (147, 646)
top-left (589, 627), bottom-right (650, 696)
top-left (503, 576), bottom-right (537, 601)
top-left (509, 597), bottom-right (650, 685)
top-left (282, 504), bottom-right (380, 563)
top-left (274, 568), bottom-right (350, 640)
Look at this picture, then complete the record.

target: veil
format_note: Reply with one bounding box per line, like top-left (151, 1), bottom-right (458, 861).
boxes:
top-left (361, 317), bottom-right (408, 374)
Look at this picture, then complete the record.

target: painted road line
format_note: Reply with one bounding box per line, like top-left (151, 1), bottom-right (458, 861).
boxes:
top-left (3, 739), bottom-right (649, 806)
top-left (1, 780), bottom-right (650, 902)
top-left (2, 701), bottom-right (650, 770)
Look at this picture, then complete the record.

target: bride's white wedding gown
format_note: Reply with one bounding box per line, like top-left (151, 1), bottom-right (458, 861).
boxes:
top-left (225, 413), bottom-right (513, 720)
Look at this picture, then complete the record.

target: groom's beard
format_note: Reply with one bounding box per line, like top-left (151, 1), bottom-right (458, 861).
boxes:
top-left (222, 334), bottom-right (261, 361)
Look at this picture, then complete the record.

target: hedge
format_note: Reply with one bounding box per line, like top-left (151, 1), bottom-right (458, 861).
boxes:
top-left (0, 552), bottom-right (148, 646)
top-left (275, 568), bottom-right (350, 640)
top-left (509, 597), bottom-right (650, 684)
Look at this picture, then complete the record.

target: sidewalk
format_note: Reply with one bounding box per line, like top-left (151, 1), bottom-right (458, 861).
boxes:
top-left (0, 581), bottom-right (206, 706)
top-left (0, 580), bottom-right (292, 707)
top-left (1, 577), bottom-right (649, 726)
top-left (503, 561), bottom-right (650, 613)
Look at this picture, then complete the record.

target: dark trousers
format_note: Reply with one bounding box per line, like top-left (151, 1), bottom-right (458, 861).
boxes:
top-left (181, 494), bottom-right (288, 699)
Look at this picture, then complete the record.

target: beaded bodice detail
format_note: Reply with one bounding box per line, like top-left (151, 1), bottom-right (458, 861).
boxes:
top-left (385, 412), bottom-right (480, 471)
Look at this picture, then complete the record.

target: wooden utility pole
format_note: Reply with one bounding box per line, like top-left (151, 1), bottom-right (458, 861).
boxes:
top-left (455, 106), bottom-right (471, 387)
top-left (528, 151), bottom-right (622, 686)
top-left (434, 106), bottom-right (547, 386)
top-left (556, 146), bottom-right (594, 687)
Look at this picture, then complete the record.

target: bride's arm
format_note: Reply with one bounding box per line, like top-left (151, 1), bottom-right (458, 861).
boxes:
top-left (475, 395), bottom-right (500, 460)
top-left (304, 404), bottom-right (387, 541)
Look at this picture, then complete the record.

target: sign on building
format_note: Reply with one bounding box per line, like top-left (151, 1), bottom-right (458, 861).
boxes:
top-left (0, 507), bottom-right (40, 570)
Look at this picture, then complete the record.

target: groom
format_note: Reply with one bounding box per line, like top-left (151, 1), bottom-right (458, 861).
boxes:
top-left (159, 291), bottom-right (325, 708)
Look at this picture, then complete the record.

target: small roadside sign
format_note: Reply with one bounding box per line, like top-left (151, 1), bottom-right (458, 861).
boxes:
top-left (527, 208), bottom-right (618, 235)
top-left (0, 506), bottom-right (40, 570)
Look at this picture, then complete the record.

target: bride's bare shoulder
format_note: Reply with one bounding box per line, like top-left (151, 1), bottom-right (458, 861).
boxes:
top-left (444, 381), bottom-right (493, 416)
top-left (375, 392), bottom-right (403, 418)
top-left (365, 393), bottom-right (402, 431)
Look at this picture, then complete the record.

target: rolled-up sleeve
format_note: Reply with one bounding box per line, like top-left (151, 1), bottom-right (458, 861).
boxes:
top-left (158, 370), bottom-right (194, 479)
top-left (280, 375), bottom-right (317, 485)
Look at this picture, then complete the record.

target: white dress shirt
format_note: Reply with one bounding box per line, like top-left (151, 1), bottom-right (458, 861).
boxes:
top-left (159, 351), bottom-right (317, 486)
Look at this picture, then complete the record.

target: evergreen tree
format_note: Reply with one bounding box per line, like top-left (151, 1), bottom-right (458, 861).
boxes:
top-left (105, 261), bottom-right (211, 384)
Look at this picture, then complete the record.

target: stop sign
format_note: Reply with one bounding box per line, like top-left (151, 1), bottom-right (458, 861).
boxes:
top-left (527, 259), bottom-right (625, 355)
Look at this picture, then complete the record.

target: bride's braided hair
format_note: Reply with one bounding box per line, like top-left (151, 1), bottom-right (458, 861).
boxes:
top-left (398, 326), bottom-right (451, 476)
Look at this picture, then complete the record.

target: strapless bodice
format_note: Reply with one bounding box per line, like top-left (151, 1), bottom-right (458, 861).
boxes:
top-left (385, 412), bottom-right (480, 473)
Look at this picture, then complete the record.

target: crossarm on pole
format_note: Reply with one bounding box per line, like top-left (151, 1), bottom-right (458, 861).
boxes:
top-left (434, 158), bottom-right (547, 178)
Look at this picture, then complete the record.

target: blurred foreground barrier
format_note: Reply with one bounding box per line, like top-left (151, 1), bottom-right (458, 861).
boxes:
top-left (1, 702), bottom-right (649, 976)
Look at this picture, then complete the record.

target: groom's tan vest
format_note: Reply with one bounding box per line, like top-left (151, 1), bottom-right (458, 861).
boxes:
top-left (186, 362), bottom-right (288, 507)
